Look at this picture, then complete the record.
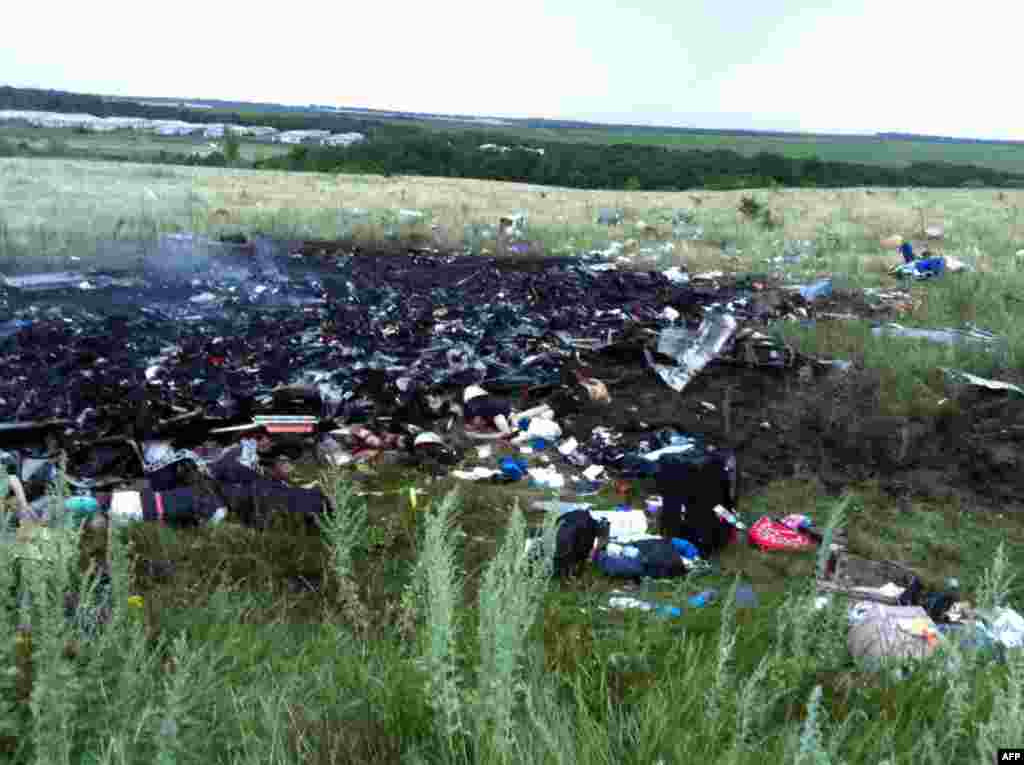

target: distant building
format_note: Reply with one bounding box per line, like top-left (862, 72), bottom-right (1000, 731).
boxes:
top-left (479, 143), bottom-right (544, 156)
top-left (0, 110), bottom-right (276, 141)
top-left (321, 132), bottom-right (366, 147)
top-left (277, 130), bottom-right (332, 144)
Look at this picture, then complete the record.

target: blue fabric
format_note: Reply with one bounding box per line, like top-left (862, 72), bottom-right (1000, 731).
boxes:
top-left (914, 257), bottom-right (946, 277)
top-left (894, 256), bottom-right (946, 280)
top-left (899, 242), bottom-right (915, 263)
top-left (670, 538), bottom-right (701, 559)
top-left (499, 457), bottom-right (527, 480)
top-left (594, 552), bottom-right (647, 578)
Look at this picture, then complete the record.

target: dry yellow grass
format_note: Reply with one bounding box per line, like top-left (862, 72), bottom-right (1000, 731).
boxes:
top-left (1, 157), bottom-right (1021, 239)
top-left (2, 158), bottom-right (1024, 285)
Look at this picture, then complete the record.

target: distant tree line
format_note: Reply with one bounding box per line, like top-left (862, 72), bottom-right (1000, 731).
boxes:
top-left (254, 130), bottom-right (1024, 190)
top-left (0, 86), bottom-right (418, 140)
top-left (3, 86), bottom-right (1023, 190)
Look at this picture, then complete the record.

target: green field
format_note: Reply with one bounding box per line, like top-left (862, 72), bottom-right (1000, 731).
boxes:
top-left (418, 120), bottom-right (1024, 174)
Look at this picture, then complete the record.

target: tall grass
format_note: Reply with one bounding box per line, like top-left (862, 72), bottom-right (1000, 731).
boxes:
top-left (417, 489), bottom-right (468, 753)
top-left (0, 485), bottom-right (1021, 763)
top-left (473, 505), bottom-right (557, 760)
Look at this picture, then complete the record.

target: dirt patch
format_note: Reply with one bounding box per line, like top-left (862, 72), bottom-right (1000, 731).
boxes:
top-left (550, 342), bottom-right (1024, 516)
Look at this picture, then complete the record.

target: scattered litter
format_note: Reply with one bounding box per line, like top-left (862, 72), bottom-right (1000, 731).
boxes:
top-left (891, 257), bottom-right (946, 280)
top-left (608, 595), bottom-right (682, 618)
top-left (848, 603), bottom-right (939, 664)
top-left (749, 516), bottom-right (815, 551)
top-left (398, 209), bottom-right (425, 224)
top-left (986, 607), bottom-right (1024, 649)
top-left (780, 514), bottom-right (812, 531)
top-left (527, 466), bottom-right (565, 490)
top-left (452, 467), bottom-right (502, 481)
top-left (942, 369), bottom-right (1024, 397)
top-left (816, 551), bottom-right (917, 605)
top-left (944, 256), bottom-right (971, 272)
top-left (607, 588), bottom-right (720, 617)
top-left (849, 582), bottom-right (907, 600)
top-left (645, 313), bottom-right (739, 393)
top-left (589, 510), bottom-right (649, 538)
top-left (817, 359), bottom-right (854, 374)
top-left (597, 208), bottom-right (625, 226)
top-left (2, 272), bottom-right (96, 291)
top-left (662, 266), bottom-right (690, 285)
top-left (871, 323), bottom-right (1006, 352)
top-left (557, 437), bottom-right (579, 456)
top-left (531, 500), bottom-right (593, 514)
top-left (790, 278), bottom-right (833, 302)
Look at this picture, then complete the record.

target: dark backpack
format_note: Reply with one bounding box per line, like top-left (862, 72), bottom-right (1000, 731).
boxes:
top-left (655, 449), bottom-right (737, 557)
top-left (551, 510), bottom-right (610, 578)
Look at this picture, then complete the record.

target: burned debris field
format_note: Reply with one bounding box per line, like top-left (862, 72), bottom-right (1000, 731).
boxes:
top-left (2, 212), bottom-right (1024, 763)
top-left (3, 232), bottom-right (1022, 509)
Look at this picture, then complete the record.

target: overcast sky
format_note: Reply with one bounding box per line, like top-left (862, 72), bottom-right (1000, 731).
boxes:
top-left (4, 0), bottom-right (1022, 139)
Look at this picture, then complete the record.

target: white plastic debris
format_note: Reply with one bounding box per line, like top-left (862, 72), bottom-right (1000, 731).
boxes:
top-left (609, 596), bottom-right (655, 612)
top-left (988, 607), bottom-right (1024, 648)
top-left (413, 432), bottom-right (444, 447)
top-left (642, 434), bottom-right (700, 462)
top-left (589, 510), bottom-right (648, 537)
top-left (398, 209), bottom-right (425, 223)
top-left (944, 256), bottom-right (970, 273)
top-left (557, 437), bottom-right (579, 455)
top-left (663, 266), bottom-right (690, 285)
top-left (943, 369), bottom-right (1024, 397)
top-left (582, 465), bottom-right (606, 481)
top-left (526, 417), bottom-right (563, 440)
top-left (605, 543), bottom-right (641, 559)
top-left (850, 582), bottom-right (906, 599)
top-left (528, 466), bottom-right (565, 490)
top-left (142, 441), bottom-right (175, 466)
top-left (452, 467), bottom-right (502, 481)
top-left (661, 306), bottom-right (681, 322)
top-left (645, 313), bottom-right (739, 393)
top-left (872, 324), bottom-right (1004, 352)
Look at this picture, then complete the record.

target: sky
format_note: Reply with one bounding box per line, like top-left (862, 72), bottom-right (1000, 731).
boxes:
top-left (3, 0), bottom-right (1023, 140)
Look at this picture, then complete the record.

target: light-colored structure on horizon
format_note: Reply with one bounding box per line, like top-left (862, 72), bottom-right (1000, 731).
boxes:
top-left (0, 110), bottom-right (366, 147)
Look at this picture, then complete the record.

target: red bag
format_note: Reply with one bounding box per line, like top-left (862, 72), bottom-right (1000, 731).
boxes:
top-left (749, 516), bottom-right (815, 551)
